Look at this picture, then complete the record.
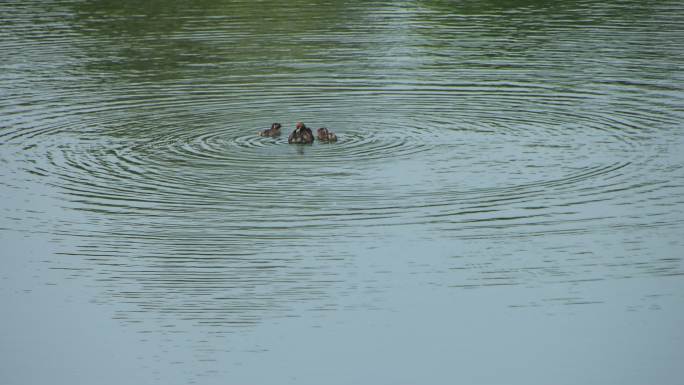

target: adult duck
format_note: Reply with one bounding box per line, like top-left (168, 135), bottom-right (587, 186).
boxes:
top-left (288, 122), bottom-right (314, 144)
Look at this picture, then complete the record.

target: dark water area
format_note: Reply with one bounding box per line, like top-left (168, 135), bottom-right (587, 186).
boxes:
top-left (2, 0), bottom-right (684, 384)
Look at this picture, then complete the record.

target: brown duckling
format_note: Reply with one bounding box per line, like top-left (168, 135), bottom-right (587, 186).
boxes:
top-left (316, 127), bottom-right (337, 142)
top-left (258, 123), bottom-right (282, 137)
top-left (288, 121), bottom-right (314, 144)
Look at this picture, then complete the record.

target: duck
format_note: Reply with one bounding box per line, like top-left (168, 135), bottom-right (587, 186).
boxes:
top-left (258, 123), bottom-right (282, 137)
top-left (316, 127), bottom-right (337, 142)
top-left (288, 121), bottom-right (314, 144)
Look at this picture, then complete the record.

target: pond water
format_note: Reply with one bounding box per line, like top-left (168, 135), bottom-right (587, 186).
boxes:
top-left (1, 0), bottom-right (684, 384)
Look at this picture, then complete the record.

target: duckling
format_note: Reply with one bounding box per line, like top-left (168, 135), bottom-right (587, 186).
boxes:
top-left (288, 121), bottom-right (314, 144)
top-left (258, 123), bottom-right (282, 137)
top-left (316, 127), bottom-right (337, 142)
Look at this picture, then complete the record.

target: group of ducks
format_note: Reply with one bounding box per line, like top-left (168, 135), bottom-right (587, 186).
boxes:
top-left (258, 122), bottom-right (337, 144)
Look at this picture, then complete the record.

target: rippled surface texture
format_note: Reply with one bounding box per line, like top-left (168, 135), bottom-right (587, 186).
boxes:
top-left (2, 0), bottom-right (684, 384)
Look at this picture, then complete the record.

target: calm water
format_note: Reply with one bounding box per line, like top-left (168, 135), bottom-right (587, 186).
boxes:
top-left (2, 0), bottom-right (684, 384)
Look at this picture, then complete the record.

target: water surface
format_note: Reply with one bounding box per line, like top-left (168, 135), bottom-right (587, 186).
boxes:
top-left (1, 1), bottom-right (684, 384)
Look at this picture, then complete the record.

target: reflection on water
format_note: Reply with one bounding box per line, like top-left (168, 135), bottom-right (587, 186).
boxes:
top-left (1, 0), bottom-right (684, 384)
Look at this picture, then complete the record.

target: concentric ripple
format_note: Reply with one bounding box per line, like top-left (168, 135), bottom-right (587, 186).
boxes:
top-left (6, 83), bottom-right (679, 236)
